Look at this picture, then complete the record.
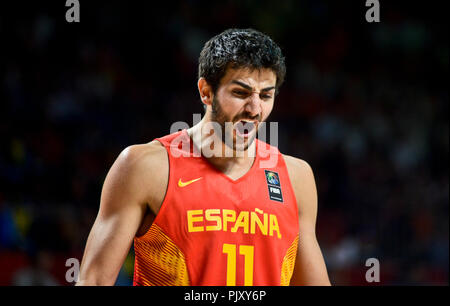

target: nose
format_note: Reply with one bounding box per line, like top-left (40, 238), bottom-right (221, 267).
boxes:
top-left (244, 92), bottom-right (262, 117)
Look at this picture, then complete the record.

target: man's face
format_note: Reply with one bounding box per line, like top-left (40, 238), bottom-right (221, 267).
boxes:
top-left (209, 67), bottom-right (277, 151)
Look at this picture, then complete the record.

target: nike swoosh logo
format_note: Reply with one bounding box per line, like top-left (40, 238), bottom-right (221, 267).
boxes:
top-left (178, 177), bottom-right (203, 187)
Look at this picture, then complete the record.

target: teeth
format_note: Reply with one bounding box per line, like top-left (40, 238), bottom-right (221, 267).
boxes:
top-left (235, 121), bottom-right (255, 135)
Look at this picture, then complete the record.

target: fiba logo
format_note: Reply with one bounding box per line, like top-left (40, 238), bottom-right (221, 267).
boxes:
top-left (266, 172), bottom-right (279, 186)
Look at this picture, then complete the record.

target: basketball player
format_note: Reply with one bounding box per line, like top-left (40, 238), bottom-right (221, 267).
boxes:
top-left (76, 29), bottom-right (331, 286)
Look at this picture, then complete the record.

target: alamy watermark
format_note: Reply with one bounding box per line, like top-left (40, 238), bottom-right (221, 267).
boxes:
top-left (365, 0), bottom-right (380, 23)
top-left (65, 0), bottom-right (80, 23)
top-left (65, 256), bottom-right (381, 284)
top-left (365, 257), bottom-right (380, 283)
top-left (169, 114), bottom-right (280, 168)
top-left (65, 258), bottom-right (80, 283)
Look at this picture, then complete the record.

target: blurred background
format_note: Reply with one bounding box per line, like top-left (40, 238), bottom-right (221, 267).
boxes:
top-left (0, 0), bottom-right (447, 285)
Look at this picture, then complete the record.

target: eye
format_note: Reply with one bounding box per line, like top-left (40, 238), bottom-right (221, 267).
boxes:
top-left (260, 93), bottom-right (273, 100)
top-left (232, 90), bottom-right (249, 98)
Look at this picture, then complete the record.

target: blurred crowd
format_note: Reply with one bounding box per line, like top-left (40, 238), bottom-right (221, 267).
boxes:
top-left (0, 1), bottom-right (448, 285)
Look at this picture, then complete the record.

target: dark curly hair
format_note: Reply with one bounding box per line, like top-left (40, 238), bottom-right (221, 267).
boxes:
top-left (198, 28), bottom-right (286, 95)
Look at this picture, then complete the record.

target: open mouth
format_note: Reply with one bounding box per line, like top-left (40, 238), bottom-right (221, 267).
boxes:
top-left (234, 120), bottom-right (256, 138)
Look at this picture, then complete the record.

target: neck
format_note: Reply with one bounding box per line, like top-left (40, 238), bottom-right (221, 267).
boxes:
top-left (187, 116), bottom-right (256, 175)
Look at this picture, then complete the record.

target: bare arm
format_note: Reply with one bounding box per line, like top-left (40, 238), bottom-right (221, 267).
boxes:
top-left (76, 142), bottom-right (168, 285)
top-left (284, 156), bottom-right (331, 286)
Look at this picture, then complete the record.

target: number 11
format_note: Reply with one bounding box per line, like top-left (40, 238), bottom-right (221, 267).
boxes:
top-left (222, 243), bottom-right (254, 286)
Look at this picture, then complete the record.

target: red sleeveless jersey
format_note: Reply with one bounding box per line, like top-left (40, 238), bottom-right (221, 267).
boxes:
top-left (133, 129), bottom-right (299, 286)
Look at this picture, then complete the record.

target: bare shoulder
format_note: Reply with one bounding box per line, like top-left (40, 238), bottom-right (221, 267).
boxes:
top-left (119, 140), bottom-right (167, 169)
top-left (106, 140), bottom-right (169, 214)
top-left (282, 154), bottom-right (315, 184)
top-left (282, 154), bottom-right (317, 216)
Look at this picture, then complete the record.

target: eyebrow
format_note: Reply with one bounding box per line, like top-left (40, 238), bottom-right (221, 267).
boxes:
top-left (231, 80), bottom-right (275, 92)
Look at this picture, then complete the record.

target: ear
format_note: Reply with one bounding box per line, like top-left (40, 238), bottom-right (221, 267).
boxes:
top-left (197, 78), bottom-right (213, 107)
